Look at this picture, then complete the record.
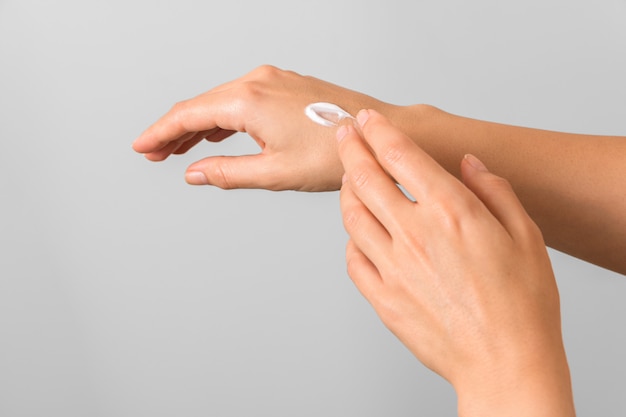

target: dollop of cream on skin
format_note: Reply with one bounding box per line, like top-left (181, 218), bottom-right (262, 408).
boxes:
top-left (305, 102), bottom-right (355, 127)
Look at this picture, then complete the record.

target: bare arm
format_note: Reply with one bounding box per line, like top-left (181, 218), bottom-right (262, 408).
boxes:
top-left (133, 66), bottom-right (626, 274)
top-left (396, 105), bottom-right (626, 273)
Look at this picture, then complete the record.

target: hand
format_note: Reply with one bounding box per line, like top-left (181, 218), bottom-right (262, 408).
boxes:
top-left (337, 110), bottom-right (575, 416)
top-left (132, 65), bottom-right (398, 191)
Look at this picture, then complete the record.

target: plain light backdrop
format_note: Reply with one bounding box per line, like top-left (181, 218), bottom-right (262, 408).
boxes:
top-left (1, 0), bottom-right (625, 416)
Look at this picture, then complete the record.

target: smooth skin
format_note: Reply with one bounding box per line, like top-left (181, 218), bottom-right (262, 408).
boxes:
top-left (133, 66), bottom-right (626, 274)
top-left (338, 109), bottom-right (575, 417)
top-left (132, 65), bottom-right (393, 192)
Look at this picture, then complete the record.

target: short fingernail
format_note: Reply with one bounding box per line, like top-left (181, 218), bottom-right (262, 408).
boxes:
top-left (185, 171), bottom-right (208, 185)
top-left (336, 125), bottom-right (348, 142)
top-left (356, 109), bottom-right (370, 127)
top-left (341, 173), bottom-right (347, 184)
top-left (464, 154), bottom-right (488, 172)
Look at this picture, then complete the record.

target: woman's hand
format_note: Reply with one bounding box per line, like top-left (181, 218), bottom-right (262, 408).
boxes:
top-left (338, 110), bottom-right (575, 416)
top-left (132, 65), bottom-right (398, 191)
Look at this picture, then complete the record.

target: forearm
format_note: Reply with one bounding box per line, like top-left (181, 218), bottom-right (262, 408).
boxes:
top-left (390, 104), bottom-right (626, 274)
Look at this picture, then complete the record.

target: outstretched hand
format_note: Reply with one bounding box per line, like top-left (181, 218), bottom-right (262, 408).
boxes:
top-left (132, 65), bottom-right (397, 191)
top-left (337, 110), bottom-right (575, 417)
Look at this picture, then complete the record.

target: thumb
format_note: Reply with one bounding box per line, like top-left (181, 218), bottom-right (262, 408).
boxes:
top-left (185, 154), bottom-right (282, 190)
top-left (461, 154), bottom-right (536, 240)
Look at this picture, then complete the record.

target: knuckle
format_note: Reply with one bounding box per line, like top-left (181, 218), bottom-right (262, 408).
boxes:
top-left (251, 64), bottom-right (281, 79)
top-left (381, 143), bottom-right (405, 167)
top-left (520, 217), bottom-right (545, 245)
top-left (170, 100), bottom-right (190, 123)
top-left (235, 80), bottom-right (272, 111)
top-left (428, 198), bottom-right (466, 233)
top-left (342, 206), bottom-right (362, 232)
top-left (238, 80), bottom-right (263, 100)
top-left (482, 174), bottom-right (514, 196)
top-left (350, 167), bottom-right (371, 190)
top-left (375, 296), bottom-right (402, 329)
top-left (345, 253), bottom-right (361, 280)
top-left (209, 161), bottom-right (234, 190)
top-left (344, 241), bottom-right (358, 273)
top-left (401, 228), bottom-right (426, 253)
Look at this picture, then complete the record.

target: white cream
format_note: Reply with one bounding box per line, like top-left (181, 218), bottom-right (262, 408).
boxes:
top-left (304, 102), bottom-right (355, 127)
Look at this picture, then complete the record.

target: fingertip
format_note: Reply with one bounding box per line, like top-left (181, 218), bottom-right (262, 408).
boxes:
top-left (463, 154), bottom-right (488, 172)
top-left (461, 154), bottom-right (486, 186)
top-left (131, 138), bottom-right (146, 153)
top-left (336, 124), bottom-right (363, 160)
top-left (336, 125), bottom-right (348, 143)
top-left (143, 152), bottom-right (168, 162)
top-left (355, 109), bottom-right (398, 143)
top-left (460, 155), bottom-right (533, 239)
top-left (356, 109), bottom-right (371, 127)
top-left (132, 134), bottom-right (163, 155)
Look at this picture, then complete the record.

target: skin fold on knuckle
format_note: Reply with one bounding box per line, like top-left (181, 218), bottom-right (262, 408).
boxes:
top-left (349, 166), bottom-right (372, 191)
top-left (208, 161), bottom-right (235, 190)
top-left (380, 141), bottom-right (406, 168)
top-left (480, 173), bottom-right (515, 202)
top-left (341, 204), bottom-right (363, 235)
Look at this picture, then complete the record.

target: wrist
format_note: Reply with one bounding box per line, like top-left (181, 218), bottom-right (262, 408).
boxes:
top-left (455, 349), bottom-right (575, 417)
top-left (385, 104), bottom-right (467, 175)
top-left (386, 103), bottom-right (442, 139)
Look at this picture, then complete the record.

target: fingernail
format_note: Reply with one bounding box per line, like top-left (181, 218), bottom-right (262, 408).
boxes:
top-left (464, 154), bottom-right (488, 172)
top-left (185, 171), bottom-right (208, 185)
top-left (356, 109), bottom-right (370, 127)
top-left (336, 125), bottom-right (348, 142)
top-left (341, 173), bottom-right (347, 184)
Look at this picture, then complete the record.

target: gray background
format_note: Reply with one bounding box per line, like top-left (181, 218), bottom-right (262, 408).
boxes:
top-left (1, 0), bottom-right (625, 416)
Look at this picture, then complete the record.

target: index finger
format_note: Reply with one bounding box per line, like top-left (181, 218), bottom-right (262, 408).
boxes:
top-left (132, 88), bottom-right (248, 154)
top-left (337, 123), bottom-right (414, 235)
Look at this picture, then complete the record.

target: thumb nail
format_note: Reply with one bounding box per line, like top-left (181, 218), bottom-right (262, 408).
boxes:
top-left (185, 171), bottom-right (208, 185)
